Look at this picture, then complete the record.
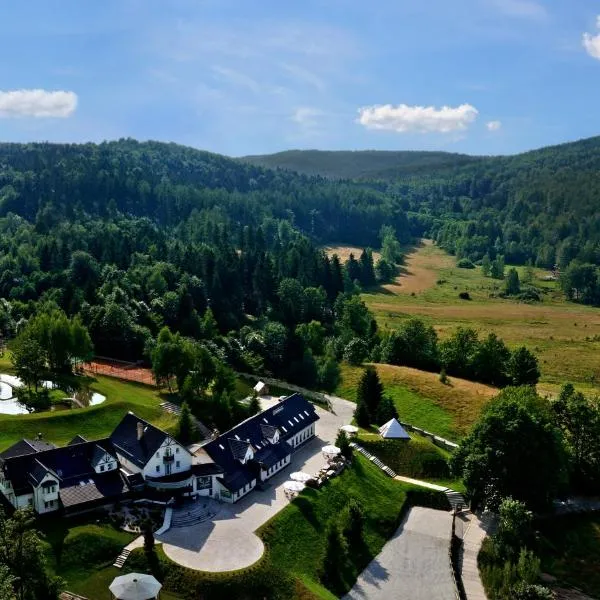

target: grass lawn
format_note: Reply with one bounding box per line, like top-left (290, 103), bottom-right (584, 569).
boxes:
top-left (337, 362), bottom-right (495, 439)
top-left (361, 240), bottom-right (600, 393)
top-left (537, 514), bottom-right (600, 598)
top-left (0, 375), bottom-right (178, 451)
top-left (259, 454), bottom-right (413, 598)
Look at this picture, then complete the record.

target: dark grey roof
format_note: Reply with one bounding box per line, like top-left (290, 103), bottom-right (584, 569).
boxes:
top-left (192, 463), bottom-right (224, 476)
top-left (28, 459), bottom-right (52, 486)
top-left (228, 438), bottom-right (252, 461)
top-left (2, 438), bottom-right (115, 497)
top-left (0, 438), bottom-right (56, 460)
top-left (255, 442), bottom-right (291, 469)
top-left (109, 413), bottom-right (169, 468)
top-left (260, 424), bottom-right (278, 440)
top-left (91, 445), bottom-right (112, 468)
top-left (68, 435), bottom-right (88, 446)
top-left (59, 472), bottom-right (128, 509)
top-left (204, 394), bottom-right (318, 493)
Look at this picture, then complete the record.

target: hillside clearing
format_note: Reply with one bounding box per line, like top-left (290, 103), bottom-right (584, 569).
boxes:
top-left (363, 241), bottom-right (600, 391)
top-left (322, 245), bottom-right (381, 262)
top-left (382, 239), bottom-right (454, 294)
top-left (337, 363), bottom-right (496, 439)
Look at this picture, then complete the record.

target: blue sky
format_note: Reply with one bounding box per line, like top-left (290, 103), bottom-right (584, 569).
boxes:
top-left (0, 0), bottom-right (599, 156)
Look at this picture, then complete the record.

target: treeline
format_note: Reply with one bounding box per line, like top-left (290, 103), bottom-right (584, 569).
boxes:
top-left (395, 137), bottom-right (600, 276)
top-left (0, 140), bottom-right (411, 247)
top-left (375, 320), bottom-right (539, 387)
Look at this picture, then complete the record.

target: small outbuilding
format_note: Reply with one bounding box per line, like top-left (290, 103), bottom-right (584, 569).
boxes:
top-left (379, 418), bottom-right (411, 440)
top-left (253, 381), bottom-right (268, 395)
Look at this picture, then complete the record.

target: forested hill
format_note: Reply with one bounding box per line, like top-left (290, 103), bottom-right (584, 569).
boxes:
top-left (0, 139), bottom-right (409, 247)
top-left (242, 149), bottom-right (480, 180)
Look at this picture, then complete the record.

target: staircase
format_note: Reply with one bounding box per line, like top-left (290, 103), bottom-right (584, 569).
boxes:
top-left (350, 443), bottom-right (397, 477)
top-left (444, 488), bottom-right (467, 512)
top-left (112, 548), bottom-right (131, 569)
top-left (160, 401), bottom-right (211, 439)
top-left (170, 502), bottom-right (218, 528)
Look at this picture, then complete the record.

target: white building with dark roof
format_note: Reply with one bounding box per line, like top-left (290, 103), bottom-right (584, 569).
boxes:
top-left (0, 393), bottom-right (319, 514)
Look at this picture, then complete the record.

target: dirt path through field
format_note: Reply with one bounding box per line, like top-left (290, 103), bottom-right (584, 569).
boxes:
top-left (383, 240), bottom-right (454, 294)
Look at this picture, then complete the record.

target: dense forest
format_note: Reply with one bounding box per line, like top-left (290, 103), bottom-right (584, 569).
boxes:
top-left (248, 137), bottom-right (600, 304)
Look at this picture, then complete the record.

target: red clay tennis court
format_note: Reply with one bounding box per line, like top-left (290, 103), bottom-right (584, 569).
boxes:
top-left (83, 357), bottom-right (156, 386)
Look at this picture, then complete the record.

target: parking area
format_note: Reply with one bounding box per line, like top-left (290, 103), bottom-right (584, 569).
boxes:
top-left (158, 395), bottom-right (355, 572)
top-left (344, 506), bottom-right (455, 600)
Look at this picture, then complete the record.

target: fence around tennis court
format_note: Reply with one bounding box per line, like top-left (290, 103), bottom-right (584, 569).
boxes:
top-left (83, 357), bottom-right (156, 386)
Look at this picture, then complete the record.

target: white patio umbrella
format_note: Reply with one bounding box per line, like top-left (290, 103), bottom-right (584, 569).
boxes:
top-left (284, 480), bottom-right (306, 493)
top-left (340, 425), bottom-right (358, 435)
top-left (110, 573), bottom-right (162, 600)
top-left (290, 472), bottom-right (312, 483)
top-left (322, 445), bottom-right (341, 459)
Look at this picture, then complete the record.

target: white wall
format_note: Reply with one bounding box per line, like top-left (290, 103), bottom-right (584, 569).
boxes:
top-left (142, 437), bottom-right (192, 479)
top-left (33, 473), bottom-right (60, 514)
top-left (286, 424), bottom-right (315, 449)
top-left (263, 454), bottom-right (291, 481)
top-left (93, 451), bottom-right (118, 474)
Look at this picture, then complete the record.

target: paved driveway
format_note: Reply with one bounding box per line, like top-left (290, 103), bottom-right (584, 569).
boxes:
top-left (344, 506), bottom-right (455, 600)
top-left (159, 395), bottom-right (355, 572)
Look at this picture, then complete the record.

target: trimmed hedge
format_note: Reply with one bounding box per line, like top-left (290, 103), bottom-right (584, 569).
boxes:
top-left (126, 547), bottom-right (297, 600)
top-left (360, 438), bottom-right (451, 479)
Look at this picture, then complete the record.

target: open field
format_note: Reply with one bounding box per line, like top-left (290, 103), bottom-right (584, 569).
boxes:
top-left (363, 241), bottom-right (600, 391)
top-left (322, 245), bottom-right (381, 262)
top-left (337, 363), bottom-right (496, 439)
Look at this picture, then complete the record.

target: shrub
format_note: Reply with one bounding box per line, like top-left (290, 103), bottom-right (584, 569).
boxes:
top-left (459, 291), bottom-right (471, 300)
top-left (457, 258), bottom-right (476, 269)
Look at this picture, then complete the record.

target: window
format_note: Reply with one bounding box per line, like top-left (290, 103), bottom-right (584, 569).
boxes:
top-left (156, 452), bottom-right (159, 457)
top-left (176, 461), bottom-right (180, 468)
top-left (155, 465), bottom-right (160, 473)
top-left (28, 498), bottom-right (33, 506)
top-left (175, 447), bottom-right (179, 453)
top-left (100, 465), bottom-right (105, 472)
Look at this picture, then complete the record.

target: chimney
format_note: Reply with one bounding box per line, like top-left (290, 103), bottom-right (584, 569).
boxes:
top-left (137, 422), bottom-right (144, 441)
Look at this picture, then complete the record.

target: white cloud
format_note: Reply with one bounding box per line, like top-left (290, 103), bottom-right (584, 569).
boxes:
top-left (486, 120), bottom-right (502, 131)
top-left (357, 103), bottom-right (479, 134)
top-left (489, 0), bottom-right (547, 20)
top-left (583, 16), bottom-right (600, 60)
top-left (292, 107), bottom-right (323, 126)
top-left (211, 66), bottom-right (261, 93)
top-left (0, 89), bottom-right (77, 118)
top-left (280, 63), bottom-right (326, 92)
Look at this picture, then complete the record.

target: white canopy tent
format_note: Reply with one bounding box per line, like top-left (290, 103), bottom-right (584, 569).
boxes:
top-left (290, 472), bottom-right (313, 483)
top-left (109, 573), bottom-right (162, 600)
top-left (379, 418), bottom-right (411, 440)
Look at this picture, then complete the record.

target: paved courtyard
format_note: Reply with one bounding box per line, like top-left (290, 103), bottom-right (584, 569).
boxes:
top-left (344, 506), bottom-right (455, 600)
top-left (158, 394), bottom-right (355, 571)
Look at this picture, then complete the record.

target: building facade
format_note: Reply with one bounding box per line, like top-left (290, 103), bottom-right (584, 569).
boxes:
top-left (0, 393), bottom-right (319, 514)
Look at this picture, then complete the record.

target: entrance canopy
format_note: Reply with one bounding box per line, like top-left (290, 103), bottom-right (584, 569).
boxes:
top-left (109, 573), bottom-right (162, 600)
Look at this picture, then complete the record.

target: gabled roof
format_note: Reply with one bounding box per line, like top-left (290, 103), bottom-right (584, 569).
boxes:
top-left (109, 413), bottom-right (172, 468)
top-left (203, 394), bottom-right (318, 492)
top-left (379, 418), bottom-right (411, 440)
top-left (68, 435), bottom-right (88, 446)
top-left (228, 438), bottom-right (252, 461)
top-left (28, 459), bottom-right (52, 486)
top-left (0, 438), bottom-right (56, 460)
top-left (1, 438), bottom-right (116, 497)
top-left (91, 445), bottom-right (113, 468)
top-left (260, 424), bottom-right (278, 440)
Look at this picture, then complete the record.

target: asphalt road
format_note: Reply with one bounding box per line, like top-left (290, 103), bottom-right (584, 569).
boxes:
top-left (344, 506), bottom-right (456, 600)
